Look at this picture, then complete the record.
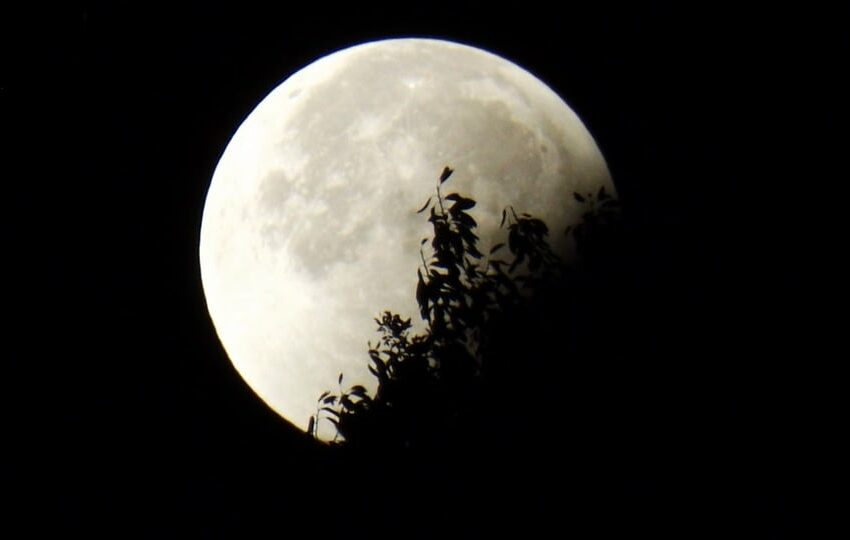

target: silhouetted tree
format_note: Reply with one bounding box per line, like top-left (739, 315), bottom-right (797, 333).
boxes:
top-left (309, 167), bottom-right (622, 453)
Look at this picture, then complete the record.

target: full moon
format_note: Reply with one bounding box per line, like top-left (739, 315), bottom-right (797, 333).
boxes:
top-left (200, 38), bottom-right (613, 436)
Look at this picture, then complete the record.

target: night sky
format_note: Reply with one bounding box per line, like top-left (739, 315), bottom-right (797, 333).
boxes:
top-left (5, 3), bottom-right (839, 537)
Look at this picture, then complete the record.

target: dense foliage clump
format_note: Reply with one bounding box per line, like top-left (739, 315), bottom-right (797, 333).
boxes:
top-left (309, 166), bottom-right (620, 451)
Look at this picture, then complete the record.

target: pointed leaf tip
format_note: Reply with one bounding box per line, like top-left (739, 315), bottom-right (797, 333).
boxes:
top-left (574, 192), bottom-right (586, 202)
top-left (439, 166), bottom-right (454, 183)
top-left (416, 197), bottom-right (432, 214)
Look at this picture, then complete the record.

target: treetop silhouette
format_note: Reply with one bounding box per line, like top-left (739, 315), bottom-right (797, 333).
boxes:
top-left (310, 166), bottom-right (621, 450)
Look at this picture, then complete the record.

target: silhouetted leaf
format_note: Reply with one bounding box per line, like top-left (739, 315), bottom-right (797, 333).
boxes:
top-left (466, 243), bottom-right (482, 259)
top-left (307, 416), bottom-right (315, 435)
top-left (338, 373), bottom-right (344, 385)
top-left (416, 269), bottom-right (428, 319)
top-left (416, 197), bottom-right (432, 214)
top-left (420, 238), bottom-right (428, 246)
top-left (445, 193), bottom-right (475, 210)
top-left (574, 192), bottom-right (585, 202)
top-left (500, 208), bottom-right (507, 228)
top-left (323, 395), bottom-right (337, 405)
top-left (439, 166), bottom-right (454, 183)
top-left (508, 228), bottom-right (519, 254)
top-left (490, 243), bottom-right (505, 255)
top-left (318, 391), bottom-right (330, 402)
top-left (431, 258), bottom-right (450, 270)
top-left (458, 212), bottom-right (477, 229)
top-left (321, 407), bottom-right (339, 417)
top-left (528, 218), bottom-right (548, 236)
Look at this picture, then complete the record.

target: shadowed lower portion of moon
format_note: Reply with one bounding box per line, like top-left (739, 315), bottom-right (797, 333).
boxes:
top-left (200, 39), bottom-right (613, 435)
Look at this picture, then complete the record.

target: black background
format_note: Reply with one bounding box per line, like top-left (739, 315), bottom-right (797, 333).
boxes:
top-left (4, 2), bottom-right (841, 537)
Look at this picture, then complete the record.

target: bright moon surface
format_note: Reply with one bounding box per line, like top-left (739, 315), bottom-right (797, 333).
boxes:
top-left (200, 38), bottom-right (613, 437)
